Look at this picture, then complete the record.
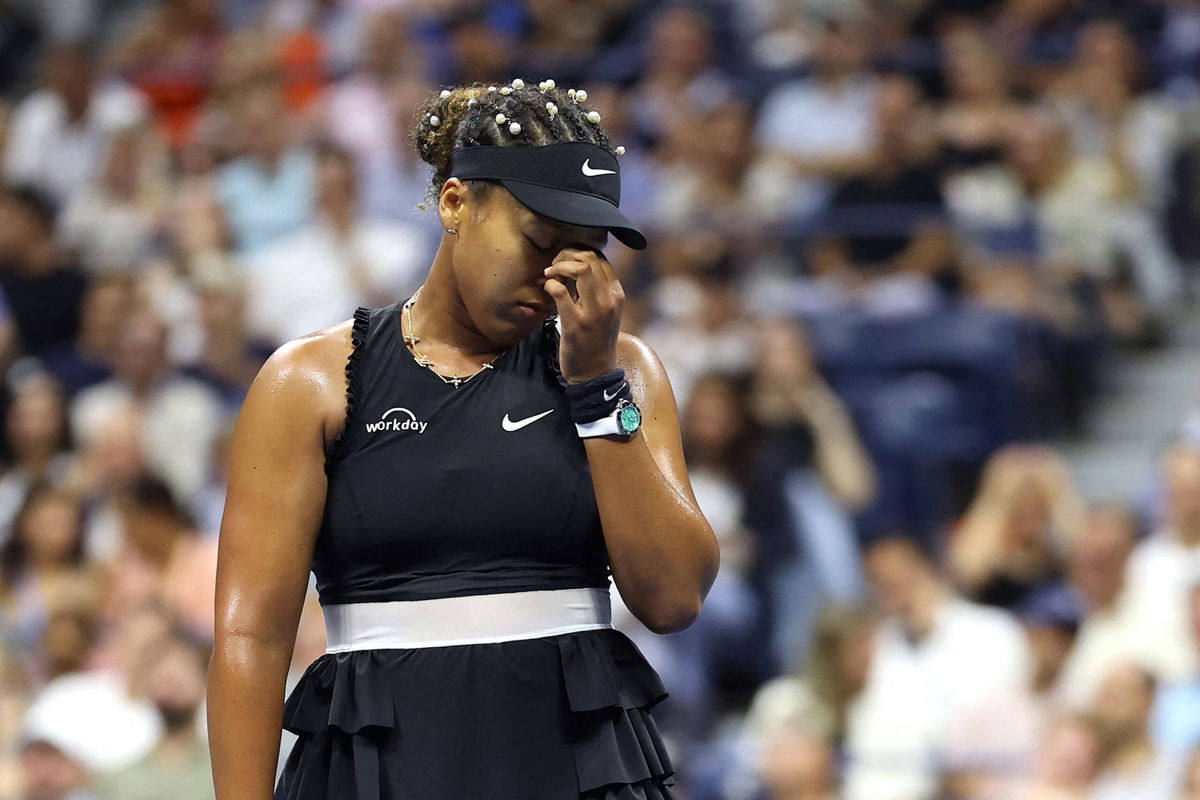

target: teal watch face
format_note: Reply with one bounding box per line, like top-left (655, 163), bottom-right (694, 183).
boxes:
top-left (616, 401), bottom-right (642, 435)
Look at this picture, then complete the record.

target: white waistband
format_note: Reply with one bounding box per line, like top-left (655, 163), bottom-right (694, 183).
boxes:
top-left (322, 587), bottom-right (612, 652)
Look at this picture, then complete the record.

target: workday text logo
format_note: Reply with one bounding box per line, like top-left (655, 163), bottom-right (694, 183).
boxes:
top-left (366, 407), bottom-right (428, 434)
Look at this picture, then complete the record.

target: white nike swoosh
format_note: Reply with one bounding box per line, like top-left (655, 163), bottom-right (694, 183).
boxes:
top-left (502, 409), bottom-right (555, 431)
top-left (581, 159), bottom-right (616, 177)
top-left (602, 382), bottom-right (627, 402)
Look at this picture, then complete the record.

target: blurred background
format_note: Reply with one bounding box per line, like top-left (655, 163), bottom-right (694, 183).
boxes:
top-left (1, 0), bottom-right (1200, 798)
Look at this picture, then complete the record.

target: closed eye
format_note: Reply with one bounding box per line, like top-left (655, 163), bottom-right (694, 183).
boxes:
top-left (525, 235), bottom-right (556, 254)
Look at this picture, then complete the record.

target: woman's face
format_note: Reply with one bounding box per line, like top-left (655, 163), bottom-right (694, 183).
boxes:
top-left (21, 494), bottom-right (83, 568)
top-left (8, 380), bottom-right (66, 459)
top-left (682, 378), bottom-right (742, 460)
top-left (442, 181), bottom-right (609, 346)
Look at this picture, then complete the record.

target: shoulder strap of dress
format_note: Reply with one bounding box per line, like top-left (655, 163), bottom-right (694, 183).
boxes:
top-left (325, 306), bottom-right (372, 473)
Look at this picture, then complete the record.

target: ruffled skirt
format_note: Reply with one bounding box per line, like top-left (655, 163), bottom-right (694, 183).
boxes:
top-left (275, 628), bottom-right (676, 799)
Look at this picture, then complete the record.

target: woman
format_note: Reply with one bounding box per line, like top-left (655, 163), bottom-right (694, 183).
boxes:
top-left (0, 482), bottom-right (102, 651)
top-left (949, 444), bottom-right (1083, 610)
top-left (208, 80), bottom-right (720, 800)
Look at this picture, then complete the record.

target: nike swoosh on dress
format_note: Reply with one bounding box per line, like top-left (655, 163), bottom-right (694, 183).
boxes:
top-left (501, 409), bottom-right (555, 431)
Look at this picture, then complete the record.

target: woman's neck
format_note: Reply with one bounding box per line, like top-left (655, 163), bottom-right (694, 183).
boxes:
top-left (408, 257), bottom-right (506, 361)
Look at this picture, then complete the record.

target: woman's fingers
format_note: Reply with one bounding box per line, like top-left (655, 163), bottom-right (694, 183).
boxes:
top-left (546, 249), bottom-right (620, 319)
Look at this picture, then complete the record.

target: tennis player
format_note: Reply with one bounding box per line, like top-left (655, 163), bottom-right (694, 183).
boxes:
top-left (208, 79), bottom-right (720, 800)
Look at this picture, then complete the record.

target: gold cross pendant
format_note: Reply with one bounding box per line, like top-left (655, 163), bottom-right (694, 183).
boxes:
top-left (403, 334), bottom-right (420, 345)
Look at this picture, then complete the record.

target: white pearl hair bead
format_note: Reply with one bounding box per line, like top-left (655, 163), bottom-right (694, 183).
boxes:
top-left (487, 86), bottom-right (497, 92)
top-left (509, 122), bottom-right (522, 135)
top-left (467, 98), bottom-right (478, 106)
top-left (546, 102), bottom-right (558, 116)
top-left (500, 86), bottom-right (513, 95)
top-left (429, 115), bottom-right (441, 127)
top-left (568, 88), bottom-right (577, 99)
top-left (614, 146), bottom-right (626, 156)
top-left (544, 79), bottom-right (555, 90)
top-left (495, 113), bottom-right (507, 124)
top-left (511, 78), bottom-right (525, 88)
top-left (586, 110), bottom-right (601, 124)
top-left (439, 89), bottom-right (451, 98)
top-left (575, 89), bottom-right (588, 102)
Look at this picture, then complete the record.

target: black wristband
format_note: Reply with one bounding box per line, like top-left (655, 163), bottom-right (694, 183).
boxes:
top-left (564, 368), bottom-right (633, 423)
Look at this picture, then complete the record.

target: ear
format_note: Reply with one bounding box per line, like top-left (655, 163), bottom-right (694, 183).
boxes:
top-left (437, 178), bottom-right (468, 232)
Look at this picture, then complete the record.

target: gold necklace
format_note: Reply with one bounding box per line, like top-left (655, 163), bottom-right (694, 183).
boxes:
top-left (401, 288), bottom-right (501, 389)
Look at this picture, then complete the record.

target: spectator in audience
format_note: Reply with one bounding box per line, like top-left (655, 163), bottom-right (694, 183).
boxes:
top-left (738, 604), bottom-right (876, 800)
top-left (1090, 662), bottom-right (1183, 799)
top-left (4, 44), bottom-right (145, 206)
top-left (844, 536), bottom-right (1031, 800)
top-left (1057, 502), bottom-right (1170, 707)
top-left (58, 126), bottom-right (169, 274)
top-left (756, 6), bottom-right (877, 224)
top-left (109, 0), bottom-right (224, 148)
top-left (941, 583), bottom-right (1084, 799)
top-left (70, 309), bottom-right (225, 505)
top-left (1015, 713), bottom-right (1102, 800)
top-left (16, 737), bottom-right (97, 800)
top-left (640, 245), bottom-right (754, 408)
top-left (37, 606), bottom-right (101, 685)
top-left (107, 476), bottom-right (217, 641)
top-left (949, 444), bottom-right (1083, 610)
top-left (323, 8), bottom-right (420, 169)
top-left (653, 99), bottom-right (794, 247)
top-left (1152, 578), bottom-right (1200, 757)
top-left (0, 374), bottom-right (75, 541)
top-left (626, 5), bottom-right (736, 148)
top-left (936, 25), bottom-right (1021, 173)
top-left (182, 257), bottom-right (272, 410)
top-left (439, 8), bottom-right (516, 86)
top-left (213, 80), bottom-right (315, 254)
top-left (1125, 442), bottom-right (1200, 683)
top-left (96, 634), bottom-right (214, 800)
top-left (245, 141), bottom-right (429, 345)
top-left (807, 74), bottom-right (952, 317)
top-left (0, 484), bottom-right (102, 651)
top-left (39, 275), bottom-right (131, 398)
top-left (0, 185), bottom-right (87, 357)
top-left (21, 603), bottom-right (166, 773)
top-left (746, 317), bottom-right (874, 670)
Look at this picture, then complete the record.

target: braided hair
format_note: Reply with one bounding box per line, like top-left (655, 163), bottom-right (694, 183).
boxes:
top-left (411, 80), bottom-right (620, 205)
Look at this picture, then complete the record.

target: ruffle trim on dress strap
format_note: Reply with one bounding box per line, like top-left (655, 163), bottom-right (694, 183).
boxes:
top-left (325, 306), bottom-right (371, 473)
top-left (557, 629), bottom-right (679, 800)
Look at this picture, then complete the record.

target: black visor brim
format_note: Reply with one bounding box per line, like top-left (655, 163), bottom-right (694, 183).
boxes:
top-left (501, 179), bottom-right (647, 250)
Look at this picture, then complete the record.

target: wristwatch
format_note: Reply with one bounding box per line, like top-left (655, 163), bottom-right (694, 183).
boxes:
top-left (575, 398), bottom-right (642, 438)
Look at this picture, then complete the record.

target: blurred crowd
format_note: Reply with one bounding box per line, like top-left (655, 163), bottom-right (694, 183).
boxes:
top-left (1, 0), bottom-right (1200, 798)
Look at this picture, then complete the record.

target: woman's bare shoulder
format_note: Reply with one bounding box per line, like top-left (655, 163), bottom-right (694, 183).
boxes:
top-left (246, 320), bottom-right (356, 441)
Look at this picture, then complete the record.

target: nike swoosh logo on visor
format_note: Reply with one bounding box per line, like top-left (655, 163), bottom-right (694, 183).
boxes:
top-left (501, 409), bottom-right (555, 431)
top-left (581, 159), bottom-right (616, 177)
top-left (602, 383), bottom-right (627, 402)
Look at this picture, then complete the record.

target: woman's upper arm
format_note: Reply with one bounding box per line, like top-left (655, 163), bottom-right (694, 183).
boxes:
top-left (616, 332), bottom-right (698, 507)
top-left (214, 328), bottom-right (347, 648)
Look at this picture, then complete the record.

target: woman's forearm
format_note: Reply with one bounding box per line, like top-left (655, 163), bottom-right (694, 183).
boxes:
top-left (585, 435), bottom-right (719, 635)
top-left (208, 634), bottom-right (294, 800)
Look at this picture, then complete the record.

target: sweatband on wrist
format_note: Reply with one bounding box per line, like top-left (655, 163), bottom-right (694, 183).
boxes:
top-left (564, 368), bottom-right (632, 424)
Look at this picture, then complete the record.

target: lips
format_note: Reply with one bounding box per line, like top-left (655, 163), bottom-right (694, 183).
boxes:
top-left (518, 300), bottom-right (554, 315)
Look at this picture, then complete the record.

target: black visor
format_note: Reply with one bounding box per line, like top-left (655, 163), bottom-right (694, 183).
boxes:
top-left (450, 142), bottom-right (647, 250)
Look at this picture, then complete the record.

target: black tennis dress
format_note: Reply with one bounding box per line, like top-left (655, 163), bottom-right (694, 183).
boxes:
top-left (275, 301), bottom-right (676, 799)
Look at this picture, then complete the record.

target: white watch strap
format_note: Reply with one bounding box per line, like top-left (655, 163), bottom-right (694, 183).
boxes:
top-left (576, 415), bottom-right (623, 438)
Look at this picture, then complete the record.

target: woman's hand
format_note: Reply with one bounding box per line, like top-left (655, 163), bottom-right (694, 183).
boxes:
top-left (543, 248), bottom-right (625, 383)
